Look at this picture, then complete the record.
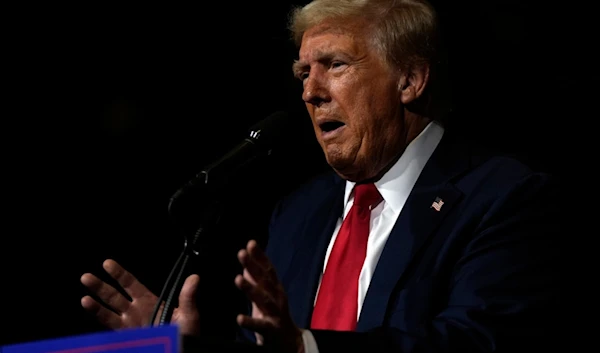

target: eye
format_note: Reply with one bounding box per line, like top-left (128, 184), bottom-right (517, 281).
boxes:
top-left (330, 61), bottom-right (346, 69)
top-left (294, 70), bottom-right (309, 81)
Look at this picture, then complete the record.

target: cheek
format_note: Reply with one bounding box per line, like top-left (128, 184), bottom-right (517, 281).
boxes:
top-left (306, 106), bottom-right (318, 130)
top-left (305, 102), bottom-right (314, 113)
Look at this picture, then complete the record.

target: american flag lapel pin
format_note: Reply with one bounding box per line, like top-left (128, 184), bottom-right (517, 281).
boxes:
top-left (431, 196), bottom-right (444, 211)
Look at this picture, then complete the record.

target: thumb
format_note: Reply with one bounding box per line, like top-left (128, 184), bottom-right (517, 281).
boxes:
top-left (178, 274), bottom-right (200, 313)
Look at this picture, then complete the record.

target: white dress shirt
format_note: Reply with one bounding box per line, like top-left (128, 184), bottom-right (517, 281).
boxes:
top-left (302, 121), bottom-right (445, 353)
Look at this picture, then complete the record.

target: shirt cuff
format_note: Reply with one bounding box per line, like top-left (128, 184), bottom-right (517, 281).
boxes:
top-left (301, 329), bottom-right (320, 353)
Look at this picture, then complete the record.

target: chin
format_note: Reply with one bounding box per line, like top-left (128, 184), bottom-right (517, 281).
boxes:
top-left (328, 160), bottom-right (364, 182)
top-left (323, 147), bottom-right (367, 181)
top-left (332, 169), bottom-right (369, 182)
top-left (329, 158), bottom-right (383, 183)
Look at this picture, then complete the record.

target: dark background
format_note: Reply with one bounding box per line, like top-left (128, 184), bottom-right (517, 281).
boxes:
top-left (1, 0), bottom-right (592, 346)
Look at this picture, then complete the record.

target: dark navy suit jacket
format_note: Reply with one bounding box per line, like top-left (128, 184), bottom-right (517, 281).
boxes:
top-left (254, 129), bottom-right (564, 352)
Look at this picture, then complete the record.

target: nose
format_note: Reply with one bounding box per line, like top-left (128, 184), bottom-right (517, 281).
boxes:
top-left (302, 72), bottom-right (329, 107)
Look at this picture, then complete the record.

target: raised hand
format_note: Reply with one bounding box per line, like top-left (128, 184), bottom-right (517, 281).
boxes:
top-left (81, 259), bottom-right (201, 336)
top-left (235, 240), bottom-right (304, 353)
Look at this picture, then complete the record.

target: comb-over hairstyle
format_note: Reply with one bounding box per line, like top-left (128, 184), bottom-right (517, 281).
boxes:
top-left (288, 0), bottom-right (450, 120)
top-left (289, 0), bottom-right (439, 71)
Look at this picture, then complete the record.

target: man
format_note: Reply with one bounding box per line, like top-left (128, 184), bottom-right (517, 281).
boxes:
top-left (81, 0), bottom-right (564, 352)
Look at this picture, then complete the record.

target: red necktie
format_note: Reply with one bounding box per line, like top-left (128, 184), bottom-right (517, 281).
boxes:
top-left (310, 183), bottom-right (382, 331)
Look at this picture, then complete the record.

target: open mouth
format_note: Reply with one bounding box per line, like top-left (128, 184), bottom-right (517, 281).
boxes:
top-left (319, 120), bottom-right (345, 133)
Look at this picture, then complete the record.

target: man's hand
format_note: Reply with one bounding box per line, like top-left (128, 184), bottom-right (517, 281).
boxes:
top-left (80, 259), bottom-right (201, 336)
top-left (235, 240), bottom-right (304, 353)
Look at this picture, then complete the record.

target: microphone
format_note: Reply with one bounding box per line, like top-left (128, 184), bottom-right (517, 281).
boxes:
top-left (151, 111), bottom-right (292, 327)
top-left (169, 110), bottom-right (291, 204)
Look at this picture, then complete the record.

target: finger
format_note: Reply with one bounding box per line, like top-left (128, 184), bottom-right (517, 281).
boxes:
top-left (255, 332), bottom-right (264, 346)
top-left (103, 259), bottom-right (152, 300)
top-left (246, 240), bottom-right (273, 271)
top-left (236, 314), bottom-right (275, 335)
top-left (178, 274), bottom-right (200, 314)
top-left (243, 268), bottom-right (257, 286)
top-left (80, 273), bottom-right (131, 314)
top-left (235, 274), bottom-right (279, 315)
top-left (242, 267), bottom-right (281, 303)
top-left (238, 249), bottom-right (280, 295)
top-left (238, 250), bottom-right (264, 281)
top-left (81, 295), bottom-right (123, 329)
top-left (238, 248), bottom-right (277, 287)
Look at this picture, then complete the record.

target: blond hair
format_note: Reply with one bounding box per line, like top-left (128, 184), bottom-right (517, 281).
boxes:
top-left (288, 0), bottom-right (450, 118)
top-left (289, 0), bottom-right (438, 71)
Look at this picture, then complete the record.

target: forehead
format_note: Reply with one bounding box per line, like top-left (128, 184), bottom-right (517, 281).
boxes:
top-left (298, 20), bottom-right (371, 61)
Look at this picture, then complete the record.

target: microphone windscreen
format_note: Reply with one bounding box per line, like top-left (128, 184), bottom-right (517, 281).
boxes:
top-left (248, 111), bottom-right (291, 147)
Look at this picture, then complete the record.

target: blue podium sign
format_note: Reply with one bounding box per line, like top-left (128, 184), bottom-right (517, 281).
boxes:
top-left (1, 325), bottom-right (179, 353)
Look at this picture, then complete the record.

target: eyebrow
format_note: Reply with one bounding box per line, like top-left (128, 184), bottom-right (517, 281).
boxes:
top-left (291, 49), bottom-right (337, 78)
top-left (292, 60), bottom-right (307, 78)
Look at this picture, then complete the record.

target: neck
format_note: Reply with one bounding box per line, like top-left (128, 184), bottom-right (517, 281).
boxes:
top-left (364, 114), bottom-right (431, 183)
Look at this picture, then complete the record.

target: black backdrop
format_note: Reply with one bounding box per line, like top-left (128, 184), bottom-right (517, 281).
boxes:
top-left (1, 0), bottom-right (591, 346)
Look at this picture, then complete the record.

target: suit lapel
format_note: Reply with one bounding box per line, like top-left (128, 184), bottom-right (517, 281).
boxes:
top-left (356, 183), bottom-right (461, 330)
top-left (357, 129), bottom-right (469, 331)
top-left (286, 175), bottom-right (345, 328)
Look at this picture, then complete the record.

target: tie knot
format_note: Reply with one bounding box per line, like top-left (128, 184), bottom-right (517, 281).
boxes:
top-left (353, 183), bottom-right (382, 209)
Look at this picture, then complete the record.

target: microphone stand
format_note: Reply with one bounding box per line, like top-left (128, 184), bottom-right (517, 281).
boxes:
top-left (157, 226), bottom-right (202, 326)
top-left (148, 177), bottom-right (221, 327)
top-left (147, 110), bottom-right (288, 326)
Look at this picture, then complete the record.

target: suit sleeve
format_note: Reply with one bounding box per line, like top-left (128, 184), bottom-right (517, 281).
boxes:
top-left (309, 173), bottom-right (566, 353)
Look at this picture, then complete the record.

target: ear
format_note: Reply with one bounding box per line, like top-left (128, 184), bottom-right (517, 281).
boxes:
top-left (399, 63), bottom-right (430, 104)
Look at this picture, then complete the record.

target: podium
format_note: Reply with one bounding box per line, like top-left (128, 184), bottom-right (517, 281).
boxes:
top-left (0, 325), bottom-right (269, 353)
